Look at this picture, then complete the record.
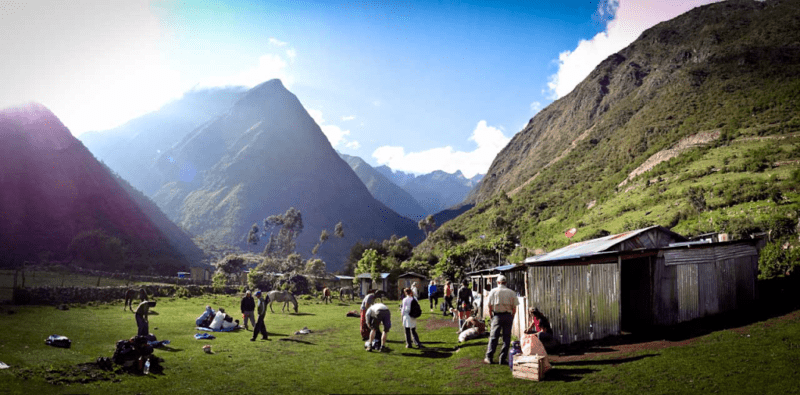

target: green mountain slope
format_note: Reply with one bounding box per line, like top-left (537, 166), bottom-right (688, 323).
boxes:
top-left (423, 0), bottom-right (800, 265)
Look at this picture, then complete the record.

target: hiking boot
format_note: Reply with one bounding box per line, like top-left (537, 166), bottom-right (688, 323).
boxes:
top-left (250, 338), bottom-right (256, 341)
top-left (366, 345), bottom-right (372, 352)
top-left (483, 358), bottom-right (494, 364)
top-left (416, 343), bottom-right (425, 348)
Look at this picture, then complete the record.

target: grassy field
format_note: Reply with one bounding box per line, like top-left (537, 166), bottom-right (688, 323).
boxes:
top-left (1, 294), bottom-right (799, 394)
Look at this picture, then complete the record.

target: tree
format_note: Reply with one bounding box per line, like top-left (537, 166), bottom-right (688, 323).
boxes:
top-left (214, 254), bottom-right (246, 276)
top-left (67, 229), bottom-right (126, 268)
top-left (334, 221), bottom-right (344, 238)
top-left (305, 258), bottom-right (326, 279)
top-left (261, 207), bottom-right (304, 258)
top-left (418, 215), bottom-right (437, 238)
top-left (313, 229), bottom-right (330, 255)
top-left (247, 223), bottom-right (260, 245)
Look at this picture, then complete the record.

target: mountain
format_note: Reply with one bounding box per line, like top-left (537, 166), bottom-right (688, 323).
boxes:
top-left (80, 87), bottom-right (247, 195)
top-left (152, 79), bottom-right (424, 272)
top-left (0, 103), bottom-right (197, 273)
top-left (338, 153), bottom-right (427, 221)
top-left (428, 0), bottom-right (800, 257)
top-left (375, 166), bottom-right (483, 215)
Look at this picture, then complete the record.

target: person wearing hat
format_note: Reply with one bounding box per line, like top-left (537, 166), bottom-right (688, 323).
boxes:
top-left (483, 275), bottom-right (518, 365)
top-left (251, 291), bottom-right (269, 341)
top-left (240, 290), bottom-right (256, 330)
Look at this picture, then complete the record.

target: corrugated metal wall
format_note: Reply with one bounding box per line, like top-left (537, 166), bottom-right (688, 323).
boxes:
top-left (527, 262), bottom-right (620, 345)
top-left (653, 243), bottom-right (758, 325)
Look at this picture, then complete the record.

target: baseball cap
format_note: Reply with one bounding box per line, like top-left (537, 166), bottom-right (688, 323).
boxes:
top-left (497, 275), bottom-right (507, 283)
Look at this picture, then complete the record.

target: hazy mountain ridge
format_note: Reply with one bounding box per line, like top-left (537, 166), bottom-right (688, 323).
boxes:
top-left (0, 103), bottom-right (192, 273)
top-left (375, 165), bottom-right (483, 215)
top-left (338, 153), bottom-right (427, 221)
top-left (80, 87), bottom-right (247, 195)
top-left (152, 80), bottom-right (424, 272)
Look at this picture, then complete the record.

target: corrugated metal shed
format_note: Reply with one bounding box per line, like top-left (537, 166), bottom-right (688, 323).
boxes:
top-left (521, 226), bottom-right (758, 346)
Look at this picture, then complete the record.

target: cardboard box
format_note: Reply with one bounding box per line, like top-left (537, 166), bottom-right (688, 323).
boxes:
top-left (512, 355), bottom-right (545, 381)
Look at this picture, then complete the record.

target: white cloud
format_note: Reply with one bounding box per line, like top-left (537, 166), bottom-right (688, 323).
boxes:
top-left (269, 37), bottom-right (288, 47)
top-left (307, 109), bottom-right (360, 150)
top-left (0, 0), bottom-right (186, 135)
top-left (198, 53), bottom-right (293, 89)
top-left (286, 49), bottom-right (297, 62)
top-left (342, 115), bottom-right (356, 121)
top-left (530, 101), bottom-right (542, 114)
top-left (547, 0), bottom-right (721, 99)
top-left (371, 120), bottom-right (510, 178)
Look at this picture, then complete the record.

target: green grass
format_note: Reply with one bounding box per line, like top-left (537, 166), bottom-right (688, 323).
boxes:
top-left (1, 295), bottom-right (799, 394)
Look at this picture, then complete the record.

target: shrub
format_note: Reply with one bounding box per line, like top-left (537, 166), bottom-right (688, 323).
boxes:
top-left (758, 240), bottom-right (800, 280)
top-left (212, 271), bottom-right (227, 293)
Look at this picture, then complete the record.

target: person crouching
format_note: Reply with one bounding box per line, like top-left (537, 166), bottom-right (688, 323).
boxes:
top-left (365, 302), bottom-right (391, 352)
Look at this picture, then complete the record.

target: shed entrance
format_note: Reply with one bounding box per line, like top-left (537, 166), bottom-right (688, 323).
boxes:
top-left (621, 256), bottom-right (653, 332)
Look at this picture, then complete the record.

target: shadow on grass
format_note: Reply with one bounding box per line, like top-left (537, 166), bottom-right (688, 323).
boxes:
top-left (552, 354), bottom-right (657, 366)
top-left (400, 349), bottom-right (453, 359)
top-left (266, 332), bottom-right (289, 337)
top-left (278, 338), bottom-right (315, 345)
top-left (290, 312), bottom-right (315, 316)
top-left (156, 346), bottom-right (183, 352)
top-left (545, 368), bottom-right (600, 382)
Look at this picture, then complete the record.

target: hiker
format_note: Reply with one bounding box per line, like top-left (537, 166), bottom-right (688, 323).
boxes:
top-left (411, 282), bottom-right (419, 299)
top-left (428, 280), bottom-right (438, 313)
top-left (365, 302), bottom-right (391, 352)
top-left (241, 291), bottom-right (256, 330)
top-left (443, 280), bottom-right (454, 316)
top-left (483, 275), bottom-right (518, 365)
top-left (135, 300), bottom-right (156, 336)
top-left (400, 288), bottom-right (423, 348)
top-left (456, 279), bottom-right (474, 332)
top-left (359, 290), bottom-right (376, 341)
top-left (251, 291), bottom-right (269, 341)
top-left (196, 305), bottom-right (215, 327)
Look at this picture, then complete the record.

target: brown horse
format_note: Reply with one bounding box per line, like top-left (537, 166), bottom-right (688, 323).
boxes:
top-left (322, 287), bottom-right (332, 304)
top-left (123, 288), bottom-right (148, 312)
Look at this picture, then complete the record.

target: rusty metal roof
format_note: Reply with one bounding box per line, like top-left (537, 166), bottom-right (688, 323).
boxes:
top-left (523, 226), bottom-right (675, 264)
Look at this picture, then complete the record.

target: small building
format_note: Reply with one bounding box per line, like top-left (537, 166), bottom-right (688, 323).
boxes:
top-left (521, 226), bottom-right (759, 345)
top-left (190, 266), bottom-right (211, 284)
top-left (326, 275), bottom-right (354, 290)
top-left (397, 272), bottom-right (427, 299)
top-left (355, 272), bottom-right (390, 297)
top-left (468, 264), bottom-right (526, 336)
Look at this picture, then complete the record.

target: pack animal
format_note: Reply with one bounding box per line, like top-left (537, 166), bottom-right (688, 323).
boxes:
top-left (267, 290), bottom-right (298, 313)
top-left (123, 288), bottom-right (148, 312)
top-left (337, 286), bottom-right (355, 302)
top-left (321, 287), bottom-right (332, 304)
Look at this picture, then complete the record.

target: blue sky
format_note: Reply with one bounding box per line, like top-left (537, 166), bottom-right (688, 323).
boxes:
top-left (1, 0), bottom-right (719, 178)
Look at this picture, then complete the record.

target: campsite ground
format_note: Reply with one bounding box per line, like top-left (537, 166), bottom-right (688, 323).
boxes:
top-left (0, 293), bottom-right (799, 394)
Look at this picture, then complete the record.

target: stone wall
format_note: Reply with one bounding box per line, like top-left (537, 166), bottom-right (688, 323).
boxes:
top-left (11, 284), bottom-right (241, 305)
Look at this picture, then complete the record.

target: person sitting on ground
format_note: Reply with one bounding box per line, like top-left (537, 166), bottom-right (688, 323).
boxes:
top-left (525, 307), bottom-right (557, 349)
top-left (458, 316), bottom-right (487, 343)
top-left (209, 308), bottom-right (239, 331)
top-left (196, 305), bottom-right (215, 327)
top-left (365, 302), bottom-right (391, 352)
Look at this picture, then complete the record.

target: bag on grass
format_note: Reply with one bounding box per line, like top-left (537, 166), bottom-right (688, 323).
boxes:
top-left (409, 298), bottom-right (422, 318)
top-left (45, 334), bottom-right (71, 348)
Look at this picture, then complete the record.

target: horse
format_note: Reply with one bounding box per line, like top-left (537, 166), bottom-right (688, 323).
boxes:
top-left (337, 286), bottom-right (355, 302)
top-left (321, 287), bottom-right (332, 304)
top-left (267, 290), bottom-right (298, 313)
top-left (123, 288), bottom-right (148, 312)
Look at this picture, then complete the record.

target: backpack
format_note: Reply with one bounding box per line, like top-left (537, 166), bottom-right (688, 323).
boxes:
top-left (409, 298), bottom-right (422, 318)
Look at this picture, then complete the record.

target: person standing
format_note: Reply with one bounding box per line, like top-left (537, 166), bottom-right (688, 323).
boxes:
top-left (400, 288), bottom-right (423, 348)
top-left (134, 300), bottom-right (155, 337)
top-left (428, 280), bottom-right (439, 312)
top-left (483, 275), bottom-right (519, 365)
top-left (240, 291), bottom-right (256, 330)
top-left (360, 290), bottom-right (376, 341)
top-left (411, 282), bottom-right (419, 299)
top-left (456, 279), bottom-right (474, 332)
top-left (365, 302), bottom-right (391, 352)
top-left (443, 280), bottom-right (454, 316)
top-left (251, 291), bottom-right (269, 341)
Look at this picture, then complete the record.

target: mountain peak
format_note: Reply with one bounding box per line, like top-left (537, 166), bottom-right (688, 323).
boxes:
top-left (0, 102), bottom-right (74, 150)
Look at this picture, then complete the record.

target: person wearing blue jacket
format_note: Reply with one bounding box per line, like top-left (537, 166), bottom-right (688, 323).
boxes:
top-left (428, 280), bottom-right (439, 312)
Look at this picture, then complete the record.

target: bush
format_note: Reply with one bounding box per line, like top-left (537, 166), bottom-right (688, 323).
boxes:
top-left (759, 240), bottom-right (800, 280)
top-left (212, 271), bottom-right (227, 293)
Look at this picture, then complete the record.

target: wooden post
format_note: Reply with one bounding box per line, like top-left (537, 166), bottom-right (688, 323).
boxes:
top-left (97, 275), bottom-right (101, 287)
